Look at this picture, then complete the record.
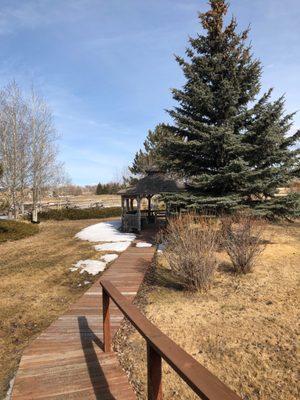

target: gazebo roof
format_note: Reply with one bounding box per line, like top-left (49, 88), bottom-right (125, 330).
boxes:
top-left (118, 169), bottom-right (186, 197)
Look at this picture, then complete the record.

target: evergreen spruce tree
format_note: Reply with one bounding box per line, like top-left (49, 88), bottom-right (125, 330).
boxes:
top-left (160, 0), bottom-right (299, 217)
top-left (130, 123), bottom-right (168, 176)
top-left (96, 183), bottom-right (103, 195)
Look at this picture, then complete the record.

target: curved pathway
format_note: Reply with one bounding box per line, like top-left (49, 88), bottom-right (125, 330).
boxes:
top-left (12, 232), bottom-right (155, 400)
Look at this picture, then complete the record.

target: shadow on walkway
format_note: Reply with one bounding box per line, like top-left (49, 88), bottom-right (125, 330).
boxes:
top-left (78, 316), bottom-right (116, 400)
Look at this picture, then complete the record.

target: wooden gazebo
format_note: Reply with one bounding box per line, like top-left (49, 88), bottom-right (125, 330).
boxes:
top-left (118, 167), bottom-right (185, 232)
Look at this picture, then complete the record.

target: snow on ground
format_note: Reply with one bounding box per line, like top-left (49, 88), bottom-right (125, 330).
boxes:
top-left (95, 241), bottom-right (131, 252)
top-left (72, 220), bottom-right (135, 276)
top-left (136, 242), bottom-right (152, 248)
top-left (76, 220), bottom-right (135, 242)
top-left (100, 254), bottom-right (118, 263)
top-left (4, 376), bottom-right (15, 400)
top-left (71, 260), bottom-right (107, 275)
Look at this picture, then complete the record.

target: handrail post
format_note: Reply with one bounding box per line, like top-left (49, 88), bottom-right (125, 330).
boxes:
top-left (100, 280), bottom-right (242, 400)
top-left (147, 343), bottom-right (163, 400)
top-left (102, 287), bottom-right (112, 352)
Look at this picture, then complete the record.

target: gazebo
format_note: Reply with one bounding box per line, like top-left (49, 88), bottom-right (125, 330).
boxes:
top-left (118, 167), bottom-right (185, 232)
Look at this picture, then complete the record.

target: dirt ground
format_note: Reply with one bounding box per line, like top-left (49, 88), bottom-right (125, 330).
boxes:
top-left (0, 218), bottom-right (117, 399)
top-left (116, 222), bottom-right (300, 400)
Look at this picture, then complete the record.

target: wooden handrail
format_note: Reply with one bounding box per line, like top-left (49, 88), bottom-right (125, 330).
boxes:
top-left (101, 280), bottom-right (242, 400)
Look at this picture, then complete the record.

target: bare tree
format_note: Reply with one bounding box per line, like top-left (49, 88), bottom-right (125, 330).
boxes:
top-left (27, 88), bottom-right (63, 221)
top-left (0, 82), bottom-right (30, 218)
top-left (0, 82), bottom-right (64, 221)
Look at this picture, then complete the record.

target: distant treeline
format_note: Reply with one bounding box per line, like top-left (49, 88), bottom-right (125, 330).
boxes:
top-left (96, 182), bottom-right (123, 195)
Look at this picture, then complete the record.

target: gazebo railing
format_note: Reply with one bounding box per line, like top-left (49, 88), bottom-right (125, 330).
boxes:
top-left (122, 212), bottom-right (140, 232)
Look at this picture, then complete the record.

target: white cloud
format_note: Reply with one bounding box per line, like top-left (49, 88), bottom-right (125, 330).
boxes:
top-left (0, 0), bottom-right (99, 35)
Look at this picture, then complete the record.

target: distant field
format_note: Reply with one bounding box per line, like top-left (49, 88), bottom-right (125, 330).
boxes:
top-left (31, 194), bottom-right (121, 209)
top-left (0, 194), bottom-right (121, 216)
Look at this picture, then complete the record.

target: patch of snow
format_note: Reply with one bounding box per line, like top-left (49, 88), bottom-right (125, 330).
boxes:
top-left (95, 241), bottom-right (131, 252)
top-left (76, 220), bottom-right (135, 243)
top-left (84, 280), bottom-right (91, 285)
top-left (100, 253), bottom-right (119, 263)
top-left (4, 376), bottom-right (15, 400)
top-left (71, 259), bottom-right (107, 275)
top-left (136, 242), bottom-right (152, 248)
top-left (0, 215), bottom-right (9, 220)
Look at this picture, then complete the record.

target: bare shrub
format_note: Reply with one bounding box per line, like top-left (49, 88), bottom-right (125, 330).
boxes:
top-left (221, 215), bottom-right (266, 274)
top-left (162, 213), bottom-right (219, 291)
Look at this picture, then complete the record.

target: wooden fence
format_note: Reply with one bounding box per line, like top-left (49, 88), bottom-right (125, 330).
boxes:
top-left (101, 280), bottom-right (242, 400)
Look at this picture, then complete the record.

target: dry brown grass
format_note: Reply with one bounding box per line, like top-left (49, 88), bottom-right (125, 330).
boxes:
top-left (0, 218), bottom-right (116, 399)
top-left (116, 222), bottom-right (300, 400)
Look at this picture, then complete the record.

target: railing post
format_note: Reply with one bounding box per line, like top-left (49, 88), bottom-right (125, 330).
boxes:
top-left (102, 287), bottom-right (112, 352)
top-left (147, 343), bottom-right (163, 400)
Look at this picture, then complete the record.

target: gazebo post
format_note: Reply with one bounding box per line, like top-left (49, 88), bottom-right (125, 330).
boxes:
top-left (137, 196), bottom-right (141, 232)
top-left (147, 195), bottom-right (151, 219)
top-left (121, 196), bottom-right (125, 230)
top-left (130, 198), bottom-right (134, 211)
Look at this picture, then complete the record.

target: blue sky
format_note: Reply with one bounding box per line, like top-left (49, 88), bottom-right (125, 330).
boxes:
top-left (0, 0), bottom-right (299, 185)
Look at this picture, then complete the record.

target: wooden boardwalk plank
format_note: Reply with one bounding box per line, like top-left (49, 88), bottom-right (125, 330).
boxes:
top-left (12, 234), bottom-right (155, 400)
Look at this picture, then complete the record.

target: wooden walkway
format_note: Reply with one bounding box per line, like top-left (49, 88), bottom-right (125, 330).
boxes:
top-left (12, 234), bottom-right (155, 400)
